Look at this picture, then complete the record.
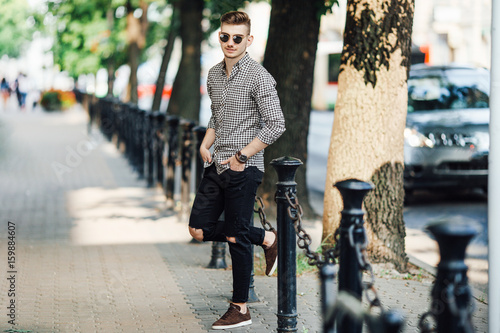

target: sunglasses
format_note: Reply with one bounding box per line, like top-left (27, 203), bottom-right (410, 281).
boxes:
top-left (219, 33), bottom-right (244, 44)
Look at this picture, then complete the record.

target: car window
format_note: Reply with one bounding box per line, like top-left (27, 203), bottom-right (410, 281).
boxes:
top-left (407, 69), bottom-right (489, 112)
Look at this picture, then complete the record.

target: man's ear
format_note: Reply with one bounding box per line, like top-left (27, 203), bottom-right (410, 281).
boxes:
top-left (247, 35), bottom-right (254, 47)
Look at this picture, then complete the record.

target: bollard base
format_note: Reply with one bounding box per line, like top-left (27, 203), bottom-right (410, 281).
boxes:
top-left (247, 288), bottom-right (260, 303)
top-left (277, 313), bottom-right (298, 333)
top-left (206, 242), bottom-right (228, 269)
top-left (206, 258), bottom-right (227, 269)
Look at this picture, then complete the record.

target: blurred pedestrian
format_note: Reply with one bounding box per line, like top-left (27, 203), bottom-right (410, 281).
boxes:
top-left (188, 11), bottom-right (285, 330)
top-left (1, 77), bottom-right (10, 109)
top-left (16, 74), bottom-right (29, 111)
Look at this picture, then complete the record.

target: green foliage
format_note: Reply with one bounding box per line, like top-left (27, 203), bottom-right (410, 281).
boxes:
top-left (296, 252), bottom-right (318, 275)
top-left (45, 0), bottom-right (126, 77)
top-left (204, 0), bottom-right (248, 36)
top-left (0, 0), bottom-right (34, 58)
top-left (316, 0), bottom-right (340, 19)
top-left (44, 0), bottom-right (171, 78)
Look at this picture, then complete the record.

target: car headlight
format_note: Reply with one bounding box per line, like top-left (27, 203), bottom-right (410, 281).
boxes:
top-left (404, 128), bottom-right (434, 148)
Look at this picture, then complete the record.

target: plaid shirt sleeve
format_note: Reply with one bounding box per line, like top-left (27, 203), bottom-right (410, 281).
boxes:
top-left (206, 74), bottom-right (216, 130)
top-left (252, 71), bottom-right (285, 145)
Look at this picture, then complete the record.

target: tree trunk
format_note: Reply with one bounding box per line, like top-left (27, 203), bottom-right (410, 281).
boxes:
top-left (260, 0), bottom-right (322, 218)
top-left (126, 0), bottom-right (149, 104)
top-left (106, 8), bottom-right (115, 97)
top-left (322, 0), bottom-right (414, 271)
top-left (166, 0), bottom-right (202, 121)
top-left (152, 3), bottom-right (179, 112)
top-left (107, 61), bottom-right (115, 97)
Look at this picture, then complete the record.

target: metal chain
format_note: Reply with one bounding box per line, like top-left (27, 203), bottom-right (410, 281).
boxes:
top-left (346, 217), bottom-right (383, 312)
top-left (279, 189), bottom-right (399, 328)
top-left (254, 196), bottom-right (274, 232)
top-left (284, 190), bottom-right (337, 268)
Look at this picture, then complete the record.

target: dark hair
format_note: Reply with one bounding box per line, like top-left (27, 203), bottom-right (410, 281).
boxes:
top-left (220, 11), bottom-right (251, 33)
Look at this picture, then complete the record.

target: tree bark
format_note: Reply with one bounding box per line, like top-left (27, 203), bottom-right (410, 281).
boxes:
top-left (152, 3), bottom-right (179, 112)
top-left (126, 0), bottom-right (149, 104)
top-left (260, 0), bottom-right (322, 218)
top-left (166, 0), bottom-right (202, 121)
top-left (107, 61), bottom-right (115, 97)
top-left (322, 0), bottom-right (414, 271)
top-left (106, 8), bottom-right (115, 97)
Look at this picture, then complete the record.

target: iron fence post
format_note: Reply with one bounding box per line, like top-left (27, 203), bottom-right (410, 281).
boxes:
top-left (136, 108), bottom-right (146, 178)
top-left (180, 119), bottom-right (195, 217)
top-left (123, 103), bottom-right (133, 164)
top-left (165, 116), bottom-right (180, 205)
top-left (143, 111), bottom-right (154, 187)
top-left (271, 156), bottom-right (303, 333)
top-left (156, 112), bottom-right (166, 186)
top-left (320, 263), bottom-right (337, 333)
top-left (425, 219), bottom-right (479, 333)
top-left (335, 179), bottom-right (373, 333)
top-left (193, 126), bottom-right (206, 191)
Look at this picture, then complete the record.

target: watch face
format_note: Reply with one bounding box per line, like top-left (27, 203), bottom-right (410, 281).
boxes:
top-left (237, 151), bottom-right (248, 163)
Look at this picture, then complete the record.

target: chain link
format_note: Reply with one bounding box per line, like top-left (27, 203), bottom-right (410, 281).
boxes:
top-left (276, 189), bottom-right (396, 327)
top-left (345, 213), bottom-right (384, 313)
top-left (283, 190), bottom-right (337, 268)
top-left (254, 196), bottom-right (274, 232)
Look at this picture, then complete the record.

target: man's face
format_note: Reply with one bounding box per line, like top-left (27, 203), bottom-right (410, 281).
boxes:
top-left (219, 23), bottom-right (253, 60)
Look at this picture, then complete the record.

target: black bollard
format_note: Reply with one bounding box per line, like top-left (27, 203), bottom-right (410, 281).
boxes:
top-left (136, 108), bottom-right (146, 178)
top-left (147, 111), bottom-right (160, 187)
top-left (180, 119), bottom-right (195, 217)
top-left (115, 101), bottom-right (125, 151)
top-left (207, 241), bottom-right (227, 269)
top-left (271, 156), bottom-right (303, 333)
top-left (334, 179), bottom-right (374, 333)
top-left (425, 219), bottom-right (479, 333)
top-left (207, 213), bottom-right (228, 269)
top-left (192, 126), bottom-right (207, 191)
top-left (321, 263), bottom-right (338, 333)
top-left (123, 103), bottom-right (134, 163)
top-left (155, 112), bottom-right (166, 186)
top-left (164, 116), bottom-right (180, 206)
top-left (143, 111), bottom-right (154, 187)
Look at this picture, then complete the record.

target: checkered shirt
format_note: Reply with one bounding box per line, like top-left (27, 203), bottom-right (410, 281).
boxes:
top-left (206, 53), bottom-right (286, 174)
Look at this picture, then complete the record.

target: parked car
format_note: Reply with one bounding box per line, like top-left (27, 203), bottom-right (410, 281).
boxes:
top-left (404, 64), bottom-right (490, 193)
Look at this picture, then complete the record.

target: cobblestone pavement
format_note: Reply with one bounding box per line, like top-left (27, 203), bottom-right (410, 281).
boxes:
top-left (0, 107), bottom-right (488, 332)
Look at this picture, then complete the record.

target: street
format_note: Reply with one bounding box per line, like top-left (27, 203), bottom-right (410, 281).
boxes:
top-left (306, 110), bottom-right (489, 295)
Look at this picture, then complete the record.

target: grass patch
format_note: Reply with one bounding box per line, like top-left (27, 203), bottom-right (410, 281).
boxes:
top-left (253, 248), bottom-right (320, 277)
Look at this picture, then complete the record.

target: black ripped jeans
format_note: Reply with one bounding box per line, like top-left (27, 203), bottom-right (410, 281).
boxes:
top-left (189, 164), bottom-right (265, 303)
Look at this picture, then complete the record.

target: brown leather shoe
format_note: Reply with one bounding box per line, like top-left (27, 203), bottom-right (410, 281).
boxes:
top-left (263, 229), bottom-right (278, 276)
top-left (212, 303), bottom-right (252, 330)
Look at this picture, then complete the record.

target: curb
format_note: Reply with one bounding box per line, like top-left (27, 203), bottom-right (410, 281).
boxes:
top-left (407, 253), bottom-right (489, 305)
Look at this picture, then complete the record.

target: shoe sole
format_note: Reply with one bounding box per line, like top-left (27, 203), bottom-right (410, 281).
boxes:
top-left (266, 257), bottom-right (278, 277)
top-left (212, 319), bottom-right (252, 330)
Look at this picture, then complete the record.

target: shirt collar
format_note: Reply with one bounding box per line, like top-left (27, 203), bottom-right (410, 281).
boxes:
top-left (218, 53), bottom-right (251, 76)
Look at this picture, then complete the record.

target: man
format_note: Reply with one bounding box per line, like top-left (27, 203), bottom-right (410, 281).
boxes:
top-left (188, 11), bottom-right (286, 330)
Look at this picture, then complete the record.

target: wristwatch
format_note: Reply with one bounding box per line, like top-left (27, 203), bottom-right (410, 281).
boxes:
top-left (236, 150), bottom-right (248, 163)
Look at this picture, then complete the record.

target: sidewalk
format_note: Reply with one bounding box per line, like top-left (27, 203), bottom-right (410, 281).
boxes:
top-left (0, 106), bottom-right (488, 332)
